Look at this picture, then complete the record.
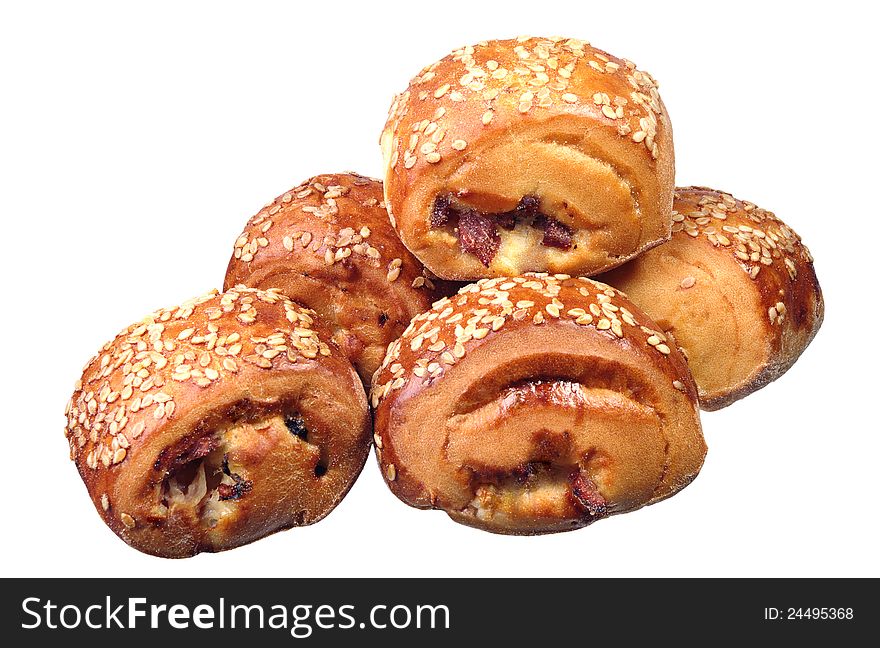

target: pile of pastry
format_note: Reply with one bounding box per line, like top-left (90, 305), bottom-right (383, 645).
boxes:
top-left (64, 37), bottom-right (823, 557)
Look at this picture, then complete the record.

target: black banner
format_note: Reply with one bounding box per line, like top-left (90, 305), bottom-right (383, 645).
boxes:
top-left (1, 578), bottom-right (871, 645)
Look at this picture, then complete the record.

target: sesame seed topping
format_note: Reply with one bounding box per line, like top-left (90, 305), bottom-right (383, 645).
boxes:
top-left (65, 286), bottom-right (335, 472)
top-left (671, 187), bottom-right (811, 288)
top-left (383, 37), bottom-right (666, 181)
top-left (370, 274), bottom-right (688, 409)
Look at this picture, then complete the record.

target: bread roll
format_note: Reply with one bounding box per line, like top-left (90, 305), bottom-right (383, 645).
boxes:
top-left (64, 286), bottom-right (371, 557)
top-left (225, 173), bottom-right (449, 385)
top-left (600, 187), bottom-right (823, 410)
top-left (380, 36), bottom-right (674, 280)
top-left (371, 274), bottom-right (705, 534)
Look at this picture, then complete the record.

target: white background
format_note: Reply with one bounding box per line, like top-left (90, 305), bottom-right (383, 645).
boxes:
top-left (1, 1), bottom-right (877, 578)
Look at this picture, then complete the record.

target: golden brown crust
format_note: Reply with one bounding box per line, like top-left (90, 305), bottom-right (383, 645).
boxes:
top-left (380, 36), bottom-right (674, 280)
top-left (371, 274), bottom-right (705, 534)
top-left (64, 286), bottom-right (371, 557)
top-left (600, 187), bottom-right (823, 410)
top-left (224, 173), bottom-right (454, 384)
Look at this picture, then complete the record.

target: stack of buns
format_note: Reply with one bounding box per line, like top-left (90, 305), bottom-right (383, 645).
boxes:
top-left (65, 36), bottom-right (822, 556)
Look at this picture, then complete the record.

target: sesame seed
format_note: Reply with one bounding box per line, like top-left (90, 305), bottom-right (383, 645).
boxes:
top-left (120, 513), bottom-right (135, 529)
top-left (656, 343), bottom-right (671, 355)
top-left (222, 357), bottom-right (238, 372)
top-left (451, 139), bottom-right (467, 151)
top-left (130, 421), bottom-right (145, 438)
top-left (386, 464), bottom-right (397, 481)
top-left (680, 276), bottom-right (696, 289)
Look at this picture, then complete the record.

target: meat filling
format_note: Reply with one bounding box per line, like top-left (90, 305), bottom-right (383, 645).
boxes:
top-left (458, 211), bottom-right (500, 267)
top-left (465, 461), bottom-right (607, 525)
top-left (431, 194), bottom-right (574, 266)
top-left (570, 471), bottom-right (607, 519)
top-left (149, 402), bottom-right (320, 530)
top-left (156, 438), bottom-right (251, 528)
top-left (217, 456), bottom-right (253, 501)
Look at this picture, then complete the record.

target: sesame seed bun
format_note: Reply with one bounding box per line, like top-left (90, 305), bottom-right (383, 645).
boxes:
top-left (64, 286), bottom-right (371, 557)
top-left (224, 173), bottom-right (456, 385)
top-left (380, 36), bottom-right (674, 280)
top-left (599, 187), bottom-right (824, 410)
top-left (371, 274), bottom-right (705, 534)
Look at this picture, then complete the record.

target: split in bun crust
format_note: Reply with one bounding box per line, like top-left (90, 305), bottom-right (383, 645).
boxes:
top-left (225, 173), bottom-right (449, 385)
top-left (600, 187), bottom-right (823, 410)
top-left (64, 286), bottom-right (371, 557)
top-left (380, 36), bottom-right (674, 280)
top-left (371, 274), bottom-right (706, 534)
